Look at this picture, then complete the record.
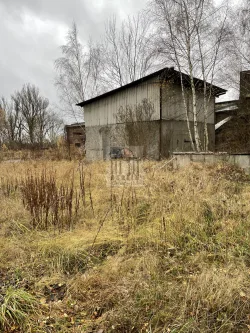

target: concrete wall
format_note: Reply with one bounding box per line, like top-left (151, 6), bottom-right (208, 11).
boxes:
top-left (86, 119), bottom-right (216, 160)
top-left (162, 84), bottom-right (215, 124)
top-left (160, 83), bottom-right (215, 157)
top-left (160, 121), bottom-right (215, 158)
top-left (173, 153), bottom-right (250, 174)
top-left (85, 121), bottom-right (160, 160)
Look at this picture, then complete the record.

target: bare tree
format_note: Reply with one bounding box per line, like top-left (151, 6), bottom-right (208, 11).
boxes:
top-left (0, 101), bottom-right (7, 146)
top-left (55, 22), bottom-right (103, 120)
top-left (87, 40), bottom-right (107, 97)
top-left (55, 16), bottom-right (158, 118)
top-left (11, 84), bottom-right (49, 145)
top-left (35, 108), bottom-right (63, 147)
top-left (152, 0), bottom-right (229, 151)
top-left (226, 1), bottom-right (250, 92)
top-left (45, 113), bottom-right (64, 144)
top-left (1, 86), bottom-right (63, 148)
top-left (55, 22), bottom-right (86, 120)
top-left (103, 13), bottom-right (157, 88)
top-left (0, 97), bottom-right (23, 146)
top-left (236, 0), bottom-right (250, 68)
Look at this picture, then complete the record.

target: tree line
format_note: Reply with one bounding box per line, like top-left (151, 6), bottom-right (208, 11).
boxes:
top-left (55, 0), bottom-right (250, 152)
top-left (1, 0), bottom-right (249, 151)
top-left (0, 85), bottom-right (62, 149)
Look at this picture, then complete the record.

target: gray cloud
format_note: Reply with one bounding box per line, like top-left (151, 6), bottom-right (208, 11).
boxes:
top-left (0, 0), bottom-right (147, 121)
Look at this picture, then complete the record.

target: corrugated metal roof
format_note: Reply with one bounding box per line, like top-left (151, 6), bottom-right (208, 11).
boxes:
top-left (77, 67), bottom-right (227, 107)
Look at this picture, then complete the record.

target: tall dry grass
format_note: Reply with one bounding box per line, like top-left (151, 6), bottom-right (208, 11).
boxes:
top-left (20, 169), bottom-right (81, 231)
top-left (0, 160), bottom-right (250, 332)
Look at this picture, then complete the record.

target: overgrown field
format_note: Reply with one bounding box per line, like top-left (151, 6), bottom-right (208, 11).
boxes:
top-left (1, 159), bottom-right (250, 332)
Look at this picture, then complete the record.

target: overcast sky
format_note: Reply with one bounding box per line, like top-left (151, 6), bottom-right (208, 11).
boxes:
top-left (0, 0), bottom-right (239, 123)
top-left (0, 0), bottom-right (147, 122)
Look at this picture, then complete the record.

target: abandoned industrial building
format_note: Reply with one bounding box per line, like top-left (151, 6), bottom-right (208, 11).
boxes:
top-left (77, 67), bottom-right (226, 160)
top-left (64, 122), bottom-right (86, 152)
top-left (215, 70), bottom-right (250, 153)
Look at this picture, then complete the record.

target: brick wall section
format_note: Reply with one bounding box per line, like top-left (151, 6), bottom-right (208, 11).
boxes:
top-left (65, 124), bottom-right (86, 148)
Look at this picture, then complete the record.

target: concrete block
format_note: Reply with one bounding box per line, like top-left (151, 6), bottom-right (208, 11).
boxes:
top-left (191, 154), bottom-right (205, 163)
top-left (204, 154), bottom-right (215, 164)
top-left (227, 155), bottom-right (235, 165)
top-left (234, 155), bottom-right (250, 170)
top-left (176, 155), bottom-right (191, 168)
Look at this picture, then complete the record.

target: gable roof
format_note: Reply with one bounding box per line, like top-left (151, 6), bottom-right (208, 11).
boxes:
top-left (77, 67), bottom-right (227, 107)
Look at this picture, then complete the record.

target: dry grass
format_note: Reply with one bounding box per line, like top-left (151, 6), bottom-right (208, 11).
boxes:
top-left (0, 287), bottom-right (38, 332)
top-left (0, 159), bottom-right (250, 332)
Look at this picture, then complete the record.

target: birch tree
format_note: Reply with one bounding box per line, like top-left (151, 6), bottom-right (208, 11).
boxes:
top-left (55, 22), bottom-right (103, 120)
top-left (55, 14), bottom-right (159, 116)
top-left (152, 0), bottom-right (229, 151)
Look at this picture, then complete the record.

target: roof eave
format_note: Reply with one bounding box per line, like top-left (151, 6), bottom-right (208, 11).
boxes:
top-left (76, 68), bottom-right (227, 107)
top-left (76, 67), bottom-right (175, 107)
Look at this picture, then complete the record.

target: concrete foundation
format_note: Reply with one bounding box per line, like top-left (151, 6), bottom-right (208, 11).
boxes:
top-left (173, 152), bottom-right (250, 174)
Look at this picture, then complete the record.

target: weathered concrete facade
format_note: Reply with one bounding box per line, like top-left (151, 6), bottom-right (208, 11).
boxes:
top-left (86, 121), bottom-right (161, 160)
top-left (78, 68), bottom-right (226, 160)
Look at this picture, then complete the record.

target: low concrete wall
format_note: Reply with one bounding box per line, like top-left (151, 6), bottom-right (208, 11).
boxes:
top-left (173, 153), bottom-right (250, 174)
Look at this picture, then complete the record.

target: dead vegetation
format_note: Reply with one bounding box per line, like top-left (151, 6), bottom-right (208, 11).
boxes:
top-left (0, 159), bottom-right (250, 332)
top-left (20, 169), bottom-right (82, 231)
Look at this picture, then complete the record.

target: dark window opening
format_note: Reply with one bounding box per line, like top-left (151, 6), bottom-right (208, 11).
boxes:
top-left (75, 143), bottom-right (81, 148)
top-left (184, 139), bottom-right (196, 143)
